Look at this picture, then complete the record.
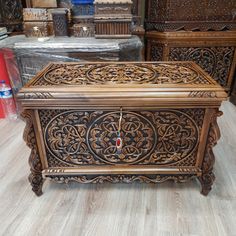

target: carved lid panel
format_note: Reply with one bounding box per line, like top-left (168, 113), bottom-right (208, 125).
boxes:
top-left (17, 62), bottom-right (227, 107)
top-left (28, 62), bottom-right (216, 86)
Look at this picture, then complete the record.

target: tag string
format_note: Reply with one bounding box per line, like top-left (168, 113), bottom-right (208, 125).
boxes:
top-left (118, 107), bottom-right (123, 134)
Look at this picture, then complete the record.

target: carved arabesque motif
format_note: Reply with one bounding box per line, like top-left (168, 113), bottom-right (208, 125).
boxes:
top-left (150, 43), bottom-right (164, 62)
top-left (88, 112), bottom-right (157, 164)
top-left (32, 63), bottom-right (213, 86)
top-left (21, 110), bottom-right (43, 196)
top-left (139, 110), bottom-right (200, 165)
top-left (169, 47), bottom-right (235, 87)
top-left (43, 110), bottom-right (103, 166)
top-left (39, 109), bottom-right (204, 167)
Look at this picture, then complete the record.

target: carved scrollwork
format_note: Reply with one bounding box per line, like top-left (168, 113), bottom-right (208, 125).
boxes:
top-left (46, 174), bottom-right (196, 184)
top-left (88, 112), bottom-right (157, 164)
top-left (140, 110), bottom-right (199, 165)
top-left (169, 47), bottom-right (235, 87)
top-left (150, 43), bottom-right (164, 62)
top-left (40, 109), bottom-right (204, 167)
top-left (198, 109), bottom-right (223, 196)
top-left (21, 110), bottom-right (44, 196)
top-left (44, 110), bottom-right (103, 166)
top-left (32, 63), bottom-right (213, 86)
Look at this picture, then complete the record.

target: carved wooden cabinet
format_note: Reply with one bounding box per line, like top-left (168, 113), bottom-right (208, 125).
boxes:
top-left (17, 62), bottom-right (227, 196)
top-left (146, 31), bottom-right (236, 92)
top-left (145, 0), bottom-right (236, 31)
top-left (94, 0), bottom-right (132, 38)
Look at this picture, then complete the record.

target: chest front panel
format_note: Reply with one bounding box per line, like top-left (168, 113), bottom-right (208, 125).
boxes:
top-left (38, 108), bottom-right (205, 168)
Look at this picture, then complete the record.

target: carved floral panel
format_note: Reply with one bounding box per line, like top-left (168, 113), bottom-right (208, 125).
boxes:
top-left (39, 109), bottom-right (205, 167)
top-left (32, 63), bottom-right (213, 86)
top-left (169, 47), bottom-right (235, 87)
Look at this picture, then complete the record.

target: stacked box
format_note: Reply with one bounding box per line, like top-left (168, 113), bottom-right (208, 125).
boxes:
top-left (23, 8), bottom-right (71, 37)
top-left (94, 0), bottom-right (132, 38)
top-left (72, 1), bottom-right (95, 37)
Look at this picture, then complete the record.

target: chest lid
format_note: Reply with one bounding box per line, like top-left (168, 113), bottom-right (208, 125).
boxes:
top-left (17, 61), bottom-right (227, 108)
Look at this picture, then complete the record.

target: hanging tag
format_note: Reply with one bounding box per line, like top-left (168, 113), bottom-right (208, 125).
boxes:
top-left (116, 131), bottom-right (122, 154)
top-left (116, 108), bottom-right (123, 154)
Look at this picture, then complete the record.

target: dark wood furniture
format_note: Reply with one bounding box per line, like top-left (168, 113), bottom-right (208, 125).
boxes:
top-left (0, 0), bottom-right (23, 32)
top-left (230, 72), bottom-right (236, 105)
top-left (146, 31), bottom-right (236, 92)
top-left (17, 61), bottom-right (227, 196)
top-left (145, 0), bottom-right (236, 31)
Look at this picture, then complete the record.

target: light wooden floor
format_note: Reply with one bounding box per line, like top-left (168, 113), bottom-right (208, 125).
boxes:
top-left (0, 101), bottom-right (236, 236)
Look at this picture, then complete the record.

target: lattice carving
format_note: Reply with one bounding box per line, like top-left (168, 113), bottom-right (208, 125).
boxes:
top-left (0, 0), bottom-right (23, 31)
top-left (32, 63), bottom-right (213, 86)
top-left (150, 43), bottom-right (164, 61)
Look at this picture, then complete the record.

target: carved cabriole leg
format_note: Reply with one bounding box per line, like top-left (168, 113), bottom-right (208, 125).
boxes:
top-left (198, 109), bottom-right (223, 196)
top-left (21, 110), bottom-right (44, 196)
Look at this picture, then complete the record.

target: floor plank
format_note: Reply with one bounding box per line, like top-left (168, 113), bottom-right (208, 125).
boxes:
top-left (0, 101), bottom-right (235, 236)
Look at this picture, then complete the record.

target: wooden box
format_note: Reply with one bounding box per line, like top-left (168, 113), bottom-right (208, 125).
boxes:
top-left (145, 0), bottom-right (236, 31)
top-left (73, 23), bottom-right (95, 37)
top-left (146, 31), bottom-right (236, 92)
top-left (23, 8), bottom-right (71, 37)
top-left (17, 61), bottom-right (227, 196)
top-left (51, 9), bottom-right (69, 37)
top-left (94, 0), bottom-right (132, 38)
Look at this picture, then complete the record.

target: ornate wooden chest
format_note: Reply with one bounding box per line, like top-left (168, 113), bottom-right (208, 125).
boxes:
top-left (17, 62), bottom-right (227, 196)
top-left (94, 0), bottom-right (132, 38)
top-left (145, 0), bottom-right (236, 31)
top-left (146, 31), bottom-right (236, 92)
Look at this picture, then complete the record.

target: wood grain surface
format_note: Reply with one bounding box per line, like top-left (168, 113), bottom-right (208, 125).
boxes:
top-left (0, 101), bottom-right (235, 236)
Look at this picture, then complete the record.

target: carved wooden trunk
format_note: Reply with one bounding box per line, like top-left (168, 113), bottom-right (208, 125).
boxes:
top-left (17, 62), bottom-right (227, 196)
top-left (146, 31), bottom-right (236, 92)
top-left (145, 0), bottom-right (236, 31)
top-left (94, 0), bottom-right (132, 38)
